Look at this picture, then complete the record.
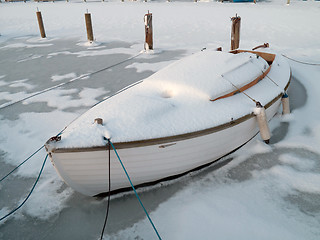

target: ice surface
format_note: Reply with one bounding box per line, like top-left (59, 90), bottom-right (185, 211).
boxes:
top-left (279, 153), bottom-right (315, 171)
top-left (51, 73), bottom-right (77, 82)
top-left (126, 60), bottom-right (176, 73)
top-left (24, 87), bottom-right (109, 110)
top-left (0, 43), bottom-right (53, 49)
top-left (0, 0), bottom-right (320, 239)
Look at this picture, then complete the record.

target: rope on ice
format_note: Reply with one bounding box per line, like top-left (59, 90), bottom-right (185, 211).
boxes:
top-left (103, 137), bottom-right (162, 240)
top-left (0, 154), bottom-right (48, 222)
top-left (100, 140), bottom-right (111, 240)
top-left (0, 51), bottom-right (143, 110)
top-left (0, 146), bottom-right (44, 183)
top-left (282, 54), bottom-right (320, 66)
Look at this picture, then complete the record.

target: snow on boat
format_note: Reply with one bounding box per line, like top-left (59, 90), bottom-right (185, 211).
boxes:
top-left (45, 49), bottom-right (291, 196)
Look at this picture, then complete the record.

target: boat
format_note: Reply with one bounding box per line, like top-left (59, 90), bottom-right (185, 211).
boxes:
top-left (45, 48), bottom-right (291, 196)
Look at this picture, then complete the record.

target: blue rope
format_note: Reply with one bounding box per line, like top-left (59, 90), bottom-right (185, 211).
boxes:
top-left (106, 139), bottom-right (162, 240)
top-left (0, 145), bottom-right (45, 182)
top-left (0, 154), bottom-right (48, 222)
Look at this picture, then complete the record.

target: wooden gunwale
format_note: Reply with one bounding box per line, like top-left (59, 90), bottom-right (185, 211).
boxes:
top-left (52, 82), bottom-right (290, 153)
top-left (50, 51), bottom-right (289, 153)
top-left (211, 50), bottom-right (275, 101)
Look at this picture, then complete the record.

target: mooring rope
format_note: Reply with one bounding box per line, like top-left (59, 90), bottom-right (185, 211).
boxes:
top-left (103, 138), bottom-right (162, 240)
top-left (221, 74), bottom-right (258, 104)
top-left (100, 141), bottom-right (111, 240)
top-left (0, 51), bottom-right (143, 110)
top-left (264, 72), bottom-right (279, 87)
top-left (0, 56), bottom-right (145, 182)
top-left (0, 127), bottom-right (65, 182)
top-left (0, 154), bottom-right (48, 222)
top-left (0, 145), bottom-right (44, 182)
top-left (281, 54), bottom-right (320, 66)
top-left (254, 58), bottom-right (279, 86)
top-left (248, 60), bottom-right (280, 87)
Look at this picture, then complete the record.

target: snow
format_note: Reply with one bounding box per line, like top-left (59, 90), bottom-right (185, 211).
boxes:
top-left (8, 79), bottom-right (35, 90)
top-left (51, 72), bottom-right (77, 82)
top-left (57, 50), bottom-right (278, 147)
top-left (126, 60), bottom-right (176, 73)
top-left (279, 153), bottom-right (315, 171)
top-left (25, 87), bottom-right (109, 110)
top-left (0, 43), bottom-right (53, 49)
top-left (0, 0), bottom-right (320, 239)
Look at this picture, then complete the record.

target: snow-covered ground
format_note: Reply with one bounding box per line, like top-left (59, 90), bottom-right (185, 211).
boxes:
top-left (0, 0), bottom-right (320, 239)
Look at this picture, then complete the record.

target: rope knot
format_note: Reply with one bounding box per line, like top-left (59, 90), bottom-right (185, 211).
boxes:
top-left (49, 136), bottom-right (61, 142)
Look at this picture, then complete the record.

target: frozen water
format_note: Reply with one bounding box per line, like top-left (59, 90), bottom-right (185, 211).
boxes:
top-left (1, 1), bottom-right (320, 240)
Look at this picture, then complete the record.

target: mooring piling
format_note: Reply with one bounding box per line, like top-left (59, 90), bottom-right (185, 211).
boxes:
top-left (36, 9), bottom-right (46, 38)
top-left (144, 11), bottom-right (153, 50)
top-left (230, 14), bottom-right (241, 50)
top-left (94, 118), bottom-right (103, 125)
top-left (85, 10), bottom-right (94, 42)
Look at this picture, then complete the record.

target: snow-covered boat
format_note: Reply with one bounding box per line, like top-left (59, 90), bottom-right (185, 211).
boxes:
top-left (45, 49), bottom-right (291, 196)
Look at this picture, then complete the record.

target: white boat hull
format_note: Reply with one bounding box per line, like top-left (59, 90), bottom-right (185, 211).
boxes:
top-left (49, 97), bottom-right (281, 196)
top-left (46, 49), bottom-right (291, 196)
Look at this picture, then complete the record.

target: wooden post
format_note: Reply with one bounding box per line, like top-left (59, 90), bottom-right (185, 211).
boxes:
top-left (85, 11), bottom-right (94, 42)
top-left (94, 118), bottom-right (103, 125)
top-left (254, 0), bottom-right (256, 3)
top-left (36, 9), bottom-right (46, 38)
top-left (230, 14), bottom-right (241, 50)
top-left (144, 11), bottom-right (153, 50)
top-left (287, 0), bottom-right (290, 4)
